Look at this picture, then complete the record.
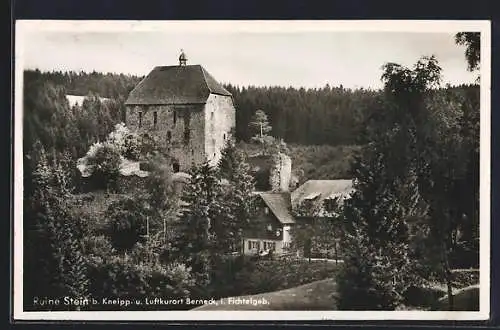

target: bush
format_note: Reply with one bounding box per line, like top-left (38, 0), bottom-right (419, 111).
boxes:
top-left (104, 197), bottom-right (150, 251)
top-left (208, 256), bottom-right (339, 299)
top-left (86, 254), bottom-right (195, 310)
top-left (123, 134), bottom-right (141, 160)
top-left (451, 269), bottom-right (480, 288)
top-left (86, 143), bottom-right (121, 190)
top-left (82, 235), bottom-right (116, 262)
top-left (107, 122), bottom-right (141, 160)
top-left (403, 285), bottom-right (447, 308)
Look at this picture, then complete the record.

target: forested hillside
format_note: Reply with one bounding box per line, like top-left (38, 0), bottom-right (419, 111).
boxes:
top-left (226, 84), bottom-right (380, 145)
top-left (23, 68), bottom-right (479, 187)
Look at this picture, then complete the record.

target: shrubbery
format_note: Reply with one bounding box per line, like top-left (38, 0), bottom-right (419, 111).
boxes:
top-left (86, 254), bottom-right (194, 310)
top-left (104, 197), bottom-right (150, 251)
top-left (85, 143), bottom-right (122, 190)
top-left (207, 256), bottom-right (339, 299)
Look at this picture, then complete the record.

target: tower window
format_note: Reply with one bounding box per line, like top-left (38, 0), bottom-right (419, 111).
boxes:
top-left (172, 162), bottom-right (180, 173)
top-left (191, 149), bottom-right (194, 156)
top-left (210, 111), bottom-right (214, 120)
top-left (153, 111), bottom-right (158, 129)
top-left (138, 111), bottom-right (143, 128)
top-left (223, 133), bottom-right (226, 140)
top-left (184, 129), bottom-right (190, 144)
top-left (173, 111), bottom-right (177, 125)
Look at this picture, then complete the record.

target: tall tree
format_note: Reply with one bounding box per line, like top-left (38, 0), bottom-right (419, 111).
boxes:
top-left (249, 109), bottom-right (273, 143)
top-left (218, 138), bottom-right (257, 252)
top-left (455, 32), bottom-right (481, 72)
top-left (171, 163), bottom-right (223, 291)
top-left (337, 57), bottom-right (441, 310)
top-left (24, 149), bottom-right (90, 310)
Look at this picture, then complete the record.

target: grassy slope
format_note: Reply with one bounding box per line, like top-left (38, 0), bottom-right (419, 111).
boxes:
top-left (192, 278), bottom-right (338, 311)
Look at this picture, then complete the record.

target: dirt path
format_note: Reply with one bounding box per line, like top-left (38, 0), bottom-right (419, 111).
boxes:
top-left (192, 278), bottom-right (338, 311)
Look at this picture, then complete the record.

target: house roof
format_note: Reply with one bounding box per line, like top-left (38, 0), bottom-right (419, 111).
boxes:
top-left (258, 192), bottom-right (295, 225)
top-left (125, 65), bottom-right (232, 105)
top-left (292, 179), bottom-right (354, 207)
top-left (66, 94), bottom-right (110, 108)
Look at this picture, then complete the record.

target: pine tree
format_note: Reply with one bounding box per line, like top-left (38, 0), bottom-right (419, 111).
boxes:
top-left (249, 109), bottom-right (273, 144)
top-left (337, 57), bottom-right (440, 310)
top-left (218, 139), bottom-right (257, 253)
top-left (24, 150), bottom-right (90, 310)
top-left (172, 163), bottom-right (222, 289)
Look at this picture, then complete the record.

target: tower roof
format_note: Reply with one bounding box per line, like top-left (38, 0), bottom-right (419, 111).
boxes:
top-left (125, 65), bottom-right (232, 105)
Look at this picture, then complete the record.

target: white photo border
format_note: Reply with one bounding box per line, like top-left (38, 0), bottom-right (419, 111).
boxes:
top-left (13, 19), bottom-right (492, 321)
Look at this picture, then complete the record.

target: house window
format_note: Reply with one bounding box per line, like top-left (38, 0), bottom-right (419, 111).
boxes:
top-left (264, 207), bottom-right (269, 215)
top-left (138, 111), bottom-right (143, 128)
top-left (249, 240), bottom-right (260, 250)
top-left (153, 111), bottom-right (158, 129)
top-left (184, 128), bottom-right (190, 145)
top-left (267, 224), bottom-right (272, 231)
top-left (173, 111), bottom-right (177, 125)
top-left (223, 133), bottom-right (226, 140)
top-left (166, 131), bottom-right (172, 142)
top-left (210, 111), bottom-right (214, 120)
top-left (263, 241), bottom-right (276, 251)
top-left (191, 149), bottom-right (195, 156)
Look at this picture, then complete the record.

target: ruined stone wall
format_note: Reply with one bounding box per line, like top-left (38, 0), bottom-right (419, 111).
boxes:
top-left (126, 104), bottom-right (206, 172)
top-left (204, 94), bottom-right (236, 167)
top-left (269, 153), bottom-right (292, 192)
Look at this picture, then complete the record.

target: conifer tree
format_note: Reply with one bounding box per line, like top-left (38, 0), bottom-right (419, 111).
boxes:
top-left (337, 57), bottom-right (439, 310)
top-left (172, 163), bottom-right (222, 289)
top-left (249, 109), bottom-right (272, 142)
top-left (218, 138), bottom-right (257, 252)
top-left (24, 149), bottom-right (90, 310)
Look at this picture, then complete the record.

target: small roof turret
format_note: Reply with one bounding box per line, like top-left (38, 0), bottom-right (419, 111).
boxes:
top-left (179, 49), bottom-right (187, 66)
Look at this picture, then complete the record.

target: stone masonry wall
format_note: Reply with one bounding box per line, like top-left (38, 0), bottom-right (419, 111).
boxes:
top-left (126, 104), bottom-right (206, 172)
top-left (204, 94), bottom-right (236, 167)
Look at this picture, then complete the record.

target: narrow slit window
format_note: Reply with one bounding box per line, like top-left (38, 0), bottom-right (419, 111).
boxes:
top-left (153, 111), bottom-right (158, 128)
top-left (173, 111), bottom-right (177, 125)
top-left (138, 111), bottom-right (143, 128)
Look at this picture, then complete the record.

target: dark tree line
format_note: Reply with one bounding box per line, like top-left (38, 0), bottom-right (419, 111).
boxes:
top-left (24, 69), bottom-right (143, 100)
top-left (225, 84), bottom-right (380, 145)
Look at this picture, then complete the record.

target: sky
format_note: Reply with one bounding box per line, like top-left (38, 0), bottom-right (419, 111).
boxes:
top-left (19, 23), bottom-right (479, 90)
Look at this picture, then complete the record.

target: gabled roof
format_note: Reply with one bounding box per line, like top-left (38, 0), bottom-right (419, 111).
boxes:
top-left (258, 192), bottom-right (295, 224)
top-left (125, 65), bottom-right (232, 106)
top-left (292, 179), bottom-right (354, 207)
